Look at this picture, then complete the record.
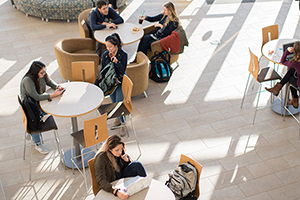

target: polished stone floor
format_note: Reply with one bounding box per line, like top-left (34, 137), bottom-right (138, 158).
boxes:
top-left (1, 0), bottom-right (300, 199)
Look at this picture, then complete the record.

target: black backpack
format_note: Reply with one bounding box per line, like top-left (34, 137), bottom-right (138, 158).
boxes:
top-left (95, 62), bottom-right (121, 96)
top-left (149, 51), bottom-right (173, 82)
top-left (166, 162), bottom-right (198, 200)
top-left (22, 95), bottom-right (44, 131)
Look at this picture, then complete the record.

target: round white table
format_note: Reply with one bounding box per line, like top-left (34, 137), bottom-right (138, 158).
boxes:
top-left (94, 179), bottom-right (175, 200)
top-left (40, 81), bottom-right (104, 168)
top-left (262, 38), bottom-right (300, 115)
top-left (94, 23), bottom-right (144, 45)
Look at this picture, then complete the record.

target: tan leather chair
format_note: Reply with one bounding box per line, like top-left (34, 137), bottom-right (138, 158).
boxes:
top-left (143, 24), bottom-right (179, 65)
top-left (54, 38), bottom-right (99, 81)
top-left (127, 52), bottom-right (149, 97)
top-left (78, 8), bottom-right (94, 40)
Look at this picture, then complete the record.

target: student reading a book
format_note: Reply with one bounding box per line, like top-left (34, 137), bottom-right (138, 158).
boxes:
top-left (94, 135), bottom-right (146, 199)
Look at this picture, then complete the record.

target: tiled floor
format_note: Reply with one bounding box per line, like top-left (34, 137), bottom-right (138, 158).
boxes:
top-left (1, 0), bottom-right (300, 199)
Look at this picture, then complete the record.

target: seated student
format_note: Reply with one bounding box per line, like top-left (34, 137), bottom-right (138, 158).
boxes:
top-left (265, 41), bottom-right (300, 108)
top-left (94, 134), bottom-right (146, 199)
top-left (20, 61), bottom-right (64, 154)
top-left (137, 2), bottom-right (180, 55)
top-left (88, 0), bottom-right (124, 57)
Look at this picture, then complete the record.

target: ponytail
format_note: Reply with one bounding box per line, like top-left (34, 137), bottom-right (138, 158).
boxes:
top-left (105, 33), bottom-right (122, 48)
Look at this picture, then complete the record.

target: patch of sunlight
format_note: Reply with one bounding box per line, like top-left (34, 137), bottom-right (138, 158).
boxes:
top-left (234, 134), bottom-right (259, 155)
top-left (230, 164), bottom-right (238, 183)
top-left (53, 178), bottom-right (75, 199)
top-left (121, 0), bottom-right (145, 22)
top-left (0, 58), bottom-right (16, 74)
top-left (0, 0), bottom-right (7, 6)
top-left (179, 0), bottom-right (205, 29)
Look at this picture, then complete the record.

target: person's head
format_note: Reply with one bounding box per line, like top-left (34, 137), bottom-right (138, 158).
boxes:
top-left (162, 2), bottom-right (180, 26)
top-left (105, 33), bottom-right (122, 53)
top-left (292, 41), bottom-right (300, 63)
top-left (97, 0), bottom-right (108, 15)
top-left (97, 134), bottom-right (125, 172)
top-left (24, 61), bottom-right (47, 94)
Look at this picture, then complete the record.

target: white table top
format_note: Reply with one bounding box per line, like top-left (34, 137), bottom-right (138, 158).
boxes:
top-left (94, 23), bottom-right (144, 45)
top-left (94, 179), bottom-right (175, 200)
top-left (262, 38), bottom-right (299, 65)
top-left (40, 82), bottom-right (104, 118)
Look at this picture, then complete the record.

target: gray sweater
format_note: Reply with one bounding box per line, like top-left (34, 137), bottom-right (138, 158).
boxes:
top-left (20, 76), bottom-right (58, 102)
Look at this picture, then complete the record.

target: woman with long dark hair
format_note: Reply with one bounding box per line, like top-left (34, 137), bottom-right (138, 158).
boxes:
top-left (265, 41), bottom-right (300, 108)
top-left (101, 33), bottom-right (128, 136)
top-left (20, 61), bottom-right (64, 154)
top-left (94, 134), bottom-right (146, 199)
top-left (137, 2), bottom-right (180, 55)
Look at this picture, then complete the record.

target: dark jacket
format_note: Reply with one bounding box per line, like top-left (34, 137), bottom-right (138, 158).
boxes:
top-left (101, 48), bottom-right (127, 82)
top-left (88, 7), bottom-right (124, 31)
top-left (94, 151), bottom-right (130, 193)
top-left (146, 13), bottom-right (179, 40)
top-left (281, 49), bottom-right (300, 86)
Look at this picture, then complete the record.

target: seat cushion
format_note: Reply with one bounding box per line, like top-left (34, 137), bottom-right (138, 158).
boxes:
top-left (73, 49), bottom-right (94, 54)
top-left (71, 129), bottom-right (85, 147)
top-left (98, 102), bottom-right (130, 119)
top-left (28, 115), bottom-right (57, 134)
top-left (257, 67), bottom-right (282, 82)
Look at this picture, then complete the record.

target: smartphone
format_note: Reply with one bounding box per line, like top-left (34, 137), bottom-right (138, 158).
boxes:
top-left (61, 89), bottom-right (66, 94)
top-left (122, 149), bottom-right (125, 157)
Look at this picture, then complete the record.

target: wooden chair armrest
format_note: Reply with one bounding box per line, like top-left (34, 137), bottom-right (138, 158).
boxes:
top-left (143, 24), bottom-right (156, 36)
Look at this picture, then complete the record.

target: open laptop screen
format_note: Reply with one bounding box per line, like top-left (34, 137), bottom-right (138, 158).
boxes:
top-left (282, 42), bottom-right (295, 61)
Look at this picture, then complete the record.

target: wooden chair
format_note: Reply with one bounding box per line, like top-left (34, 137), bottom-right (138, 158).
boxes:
top-left (18, 96), bottom-right (64, 180)
top-left (88, 158), bottom-right (99, 195)
top-left (126, 51), bottom-right (149, 97)
top-left (70, 113), bottom-right (109, 191)
top-left (72, 61), bottom-right (96, 84)
top-left (98, 75), bottom-right (142, 160)
top-left (240, 48), bottom-right (282, 124)
top-left (179, 154), bottom-right (202, 198)
top-left (260, 24), bottom-right (278, 66)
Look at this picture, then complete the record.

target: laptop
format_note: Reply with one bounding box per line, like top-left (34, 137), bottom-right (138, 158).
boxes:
top-left (115, 174), bottom-right (153, 196)
top-left (282, 42), bottom-right (295, 61)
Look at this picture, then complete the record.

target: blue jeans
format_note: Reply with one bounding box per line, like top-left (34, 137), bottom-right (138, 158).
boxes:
top-left (122, 161), bottom-right (147, 178)
top-left (29, 110), bottom-right (47, 146)
top-left (110, 84), bottom-right (125, 123)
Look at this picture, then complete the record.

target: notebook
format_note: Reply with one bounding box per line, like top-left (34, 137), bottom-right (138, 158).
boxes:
top-left (282, 42), bottom-right (295, 61)
top-left (115, 174), bottom-right (153, 196)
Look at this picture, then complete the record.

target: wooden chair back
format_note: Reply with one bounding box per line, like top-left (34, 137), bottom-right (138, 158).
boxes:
top-left (72, 61), bottom-right (96, 84)
top-left (83, 113), bottom-right (108, 148)
top-left (179, 154), bottom-right (203, 198)
top-left (88, 158), bottom-right (99, 195)
top-left (262, 24), bottom-right (278, 48)
top-left (248, 48), bottom-right (260, 82)
top-left (18, 96), bottom-right (28, 134)
top-left (121, 75), bottom-right (133, 113)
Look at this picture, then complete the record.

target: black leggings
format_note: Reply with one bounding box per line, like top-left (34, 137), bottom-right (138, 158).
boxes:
top-left (109, 0), bottom-right (117, 9)
top-left (280, 68), bottom-right (299, 98)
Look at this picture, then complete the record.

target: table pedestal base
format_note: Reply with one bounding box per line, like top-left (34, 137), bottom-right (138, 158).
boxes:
top-left (271, 99), bottom-right (300, 115)
top-left (64, 147), bottom-right (95, 169)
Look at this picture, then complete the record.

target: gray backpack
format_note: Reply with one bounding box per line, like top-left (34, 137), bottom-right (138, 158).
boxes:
top-left (94, 62), bottom-right (120, 96)
top-left (166, 162), bottom-right (198, 200)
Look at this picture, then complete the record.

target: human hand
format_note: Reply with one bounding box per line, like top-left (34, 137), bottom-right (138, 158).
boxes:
top-left (111, 56), bottom-right (118, 64)
top-left (51, 89), bottom-right (64, 98)
top-left (57, 86), bottom-right (64, 91)
top-left (102, 22), bottom-right (110, 25)
top-left (288, 47), bottom-right (294, 53)
top-left (117, 190), bottom-right (129, 200)
top-left (106, 23), bottom-right (116, 29)
top-left (121, 153), bottom-right (130, 162)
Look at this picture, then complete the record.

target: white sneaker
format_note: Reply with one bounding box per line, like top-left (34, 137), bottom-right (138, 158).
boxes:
top-left (111, 118), bottom-right (121, 129)
top-left (35, 144), bottom-right (49, 154)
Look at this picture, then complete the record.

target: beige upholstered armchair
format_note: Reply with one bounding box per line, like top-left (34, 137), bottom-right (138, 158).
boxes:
top-left (142, 24), bottom-right (179, 65)
top-left (54, 38), bottom-right (99, 81)
top-left (126, 52), bottom-right (149, 97)
top-left (78, 8), bottom-right (94, 40)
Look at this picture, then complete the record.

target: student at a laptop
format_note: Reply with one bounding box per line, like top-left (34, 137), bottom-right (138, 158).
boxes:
top-left (266, 41), bottom-right (300, 108)
top-left (94, 135), bottom-right (146, 199)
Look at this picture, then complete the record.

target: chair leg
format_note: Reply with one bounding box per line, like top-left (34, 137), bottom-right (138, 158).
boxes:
top-left (143, 91), bottom-right (148, 98)
top-left (71, 138), bottom-right (74, 175)
top-left (129, 114), bottom-right (142, 160)
top-left (81, 149), bottom-right (88, 192)
top-left (29, 137), bottom-right (33, 181)
top-left (23, 131), bottom-right (26, 160)
top-left (241, 73), bottom-right (251, 108)
top-left (283, 84), bottom-right (290, 121)
top-left (253, 83), bottom-right (262, 124)
top-left (54, 130), bottom-right (65, 168)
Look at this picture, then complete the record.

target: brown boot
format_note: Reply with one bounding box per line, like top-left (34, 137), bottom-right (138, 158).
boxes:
top-left (287, 96), bottom-right (299, 108)
top-left (265, 83), bottom-right (283, 96)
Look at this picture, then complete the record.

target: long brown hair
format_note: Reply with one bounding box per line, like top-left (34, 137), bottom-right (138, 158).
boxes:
top-left (162, 2), bottom-right (180, 27)
top-left (291, 41), bottom-right (300, 63)
top-left (97, 135), bottom-right (125, 172)
top-left (23, 61), bottom-right (48, 94)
